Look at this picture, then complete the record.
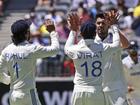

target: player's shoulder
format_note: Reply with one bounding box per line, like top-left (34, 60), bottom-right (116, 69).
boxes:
top-left (68, 39), bottom-right (85, 50)
top-left (26, 43), bottom-right (47, 52)
top-left (1, 43), bottom-right (14, 54)
top-left (66, 44), bottom-right (81, 52)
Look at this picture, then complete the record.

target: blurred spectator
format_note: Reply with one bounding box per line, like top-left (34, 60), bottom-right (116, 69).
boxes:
top-left (44, 9), bottom-right (63, 23)
top-left (40, 55), bottom-right (63, 77)
top-left (131, 18), bottom-right (140, 36)
top-left (96, 0), bottom-right (111, 4)
top-left (124, 8), bottom-right (134, 28)
top-left (56, 17), bottom-right (70, 41)
top-left (117, 0), bottom-right (128, 16)
top-left (84, 0), bottom-right (96, 8)
top-left (0, 0), bottom-right (3, 16)
top-left (37, 0), bottom-right (51, 6)
top-left (131, 1), bottom-right (140, 36)
top-left (77, 7), bottom-right (91, 24)
top-left (133, 0), bottom-right (140, 18)
top-left (63, 56), bottom-right (75, 76)
top-left (28, 11), bottom-right (48, 45)
top-left (71, 0), bottom-right (83, 9)
top-left (120, 8), bottom-right (135, 35)
top-left (124, 0), bottom-right (139, 8)
top-left (36, 0), bottom-right (54, 14)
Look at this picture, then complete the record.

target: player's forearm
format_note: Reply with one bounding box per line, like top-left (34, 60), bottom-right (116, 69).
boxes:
top-left (110, 25), bottom-right (120, 47)
top-left (119, 30), bottom-right (130, 49)
top-left (32, 31), bottom-right (60, 58)
top-left (65, 31), bottom-right (76, 48)
top-left (46, 31), bottom-right (60, 55)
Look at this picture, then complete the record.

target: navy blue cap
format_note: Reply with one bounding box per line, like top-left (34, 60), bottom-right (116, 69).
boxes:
top-left (80, 21), bottom-right (96, 39)
top-left (11, 19), bottom-right (31, 35)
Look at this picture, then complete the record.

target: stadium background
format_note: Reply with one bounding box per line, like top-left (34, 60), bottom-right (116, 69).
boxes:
top-left (0, 0), bottom-right (140, 105)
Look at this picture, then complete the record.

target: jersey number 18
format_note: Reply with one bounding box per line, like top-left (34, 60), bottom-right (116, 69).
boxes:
top-left (81, 61), bottom-right (102, 77)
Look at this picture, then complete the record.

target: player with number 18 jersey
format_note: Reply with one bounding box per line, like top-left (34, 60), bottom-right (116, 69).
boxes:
top-left (65, 22), bottom-right (120, 105)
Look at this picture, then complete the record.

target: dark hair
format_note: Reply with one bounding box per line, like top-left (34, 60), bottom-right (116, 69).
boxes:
top-left (80, 21), bottom-right (96, 39)
top-left (127, 40), bottom-right (139, 51)
top-left (11, 19), bottom-right (30, 45)
top-left (95, 12), bottom-right (105, 20)
top-left (128, 49), bottom-right (138, 57)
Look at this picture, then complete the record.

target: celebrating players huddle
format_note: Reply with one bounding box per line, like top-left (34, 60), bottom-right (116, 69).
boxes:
top-left (0, 10), bottom-right (130, 105)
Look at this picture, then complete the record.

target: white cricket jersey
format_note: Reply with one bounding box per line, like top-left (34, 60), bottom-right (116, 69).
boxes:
top-left (0, 72), bottom-right (10, 85)
top-left (122, 55), bottom-right (140, 72)
top-left (95, 28), bottom-right (127, 92)
top-left (0, 31), bottom-right (59, 90)
top-left (65, 25), bottom-right (120, 92)
top-left (122, 55), bottom-right (134, 69)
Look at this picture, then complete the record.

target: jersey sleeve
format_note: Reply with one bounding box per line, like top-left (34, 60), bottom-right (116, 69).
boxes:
top-left (0, 52), bottom-right (11, 85)
top-left (122, 56), bottom-right (133, 69)
top-left (64, 31), bottom-right (79, 59)
top-left (31, 31), bottom-right (60, 58)
top-left (103, 25), bottom-right (120, 53)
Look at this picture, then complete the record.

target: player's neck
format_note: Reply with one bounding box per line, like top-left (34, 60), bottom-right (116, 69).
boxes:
top-left (98, 34), bottom-right (107, 41)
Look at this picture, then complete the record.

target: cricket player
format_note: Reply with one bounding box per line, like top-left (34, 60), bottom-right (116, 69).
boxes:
top-left (122, 45), bottom-right (140, 89)
top-left (122, 45), bottom-right (140, 105)
top-left (0, 19), bottom-right (59, 105)
top-left (95, 10), bottom-right (130, 105)
top-left (65, 13), bottom-right (121, 105)
top-left (122, 46), bottom-right (140, 70)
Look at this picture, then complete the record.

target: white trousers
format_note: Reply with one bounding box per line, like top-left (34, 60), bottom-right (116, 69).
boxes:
top-left (71, 85), bottom-right (108, 105)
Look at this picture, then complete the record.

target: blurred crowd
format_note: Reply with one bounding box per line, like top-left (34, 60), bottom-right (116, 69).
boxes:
top-left (23, 0), bottom-right (140, 77)
top-left (0, 0), bottom-right (9, 17)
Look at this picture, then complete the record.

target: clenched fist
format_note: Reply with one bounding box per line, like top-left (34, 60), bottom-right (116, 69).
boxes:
top-left (45, 19), bottom-right (55, 33)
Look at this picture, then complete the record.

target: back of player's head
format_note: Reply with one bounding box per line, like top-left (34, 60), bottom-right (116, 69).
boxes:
top-left (11, 19), bottom-right (31, 45)
top-left (80, 21), bottom-right (96, 39)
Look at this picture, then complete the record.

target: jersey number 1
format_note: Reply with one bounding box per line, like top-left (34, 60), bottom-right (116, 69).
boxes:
top-left (13, 62), bottom-right (20, 79)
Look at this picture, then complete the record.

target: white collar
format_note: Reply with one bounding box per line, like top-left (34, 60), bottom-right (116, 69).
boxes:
top-left (95, 34), bottom-right (102, 43)
top-left (17, 40), bottom-right (29, 45)
top-left (78, 39), bottom-right (95, 45)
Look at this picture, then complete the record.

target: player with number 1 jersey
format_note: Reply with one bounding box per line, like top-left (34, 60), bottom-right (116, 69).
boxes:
top-left (0, 19), bottom-right (59, 105)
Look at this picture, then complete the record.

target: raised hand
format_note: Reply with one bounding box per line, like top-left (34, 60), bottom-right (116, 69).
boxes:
top-left (45, 19), bottom-right (55, 33)
top-left (104, 10), bottom-right (120, 26)
top-left (67, 12), bottom-right (80, 31)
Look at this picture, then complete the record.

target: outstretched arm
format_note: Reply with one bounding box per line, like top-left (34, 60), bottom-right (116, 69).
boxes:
top-left (32, 19), bottom-right (60, 58)
top-left (119, 30), bottom-right (130, 49)
top-left (110, 25), bottom-right (120, 48)
top-left (105, 10), bottom-right (129, 48)
top-left (64, 13), bottom-right (80, 59)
